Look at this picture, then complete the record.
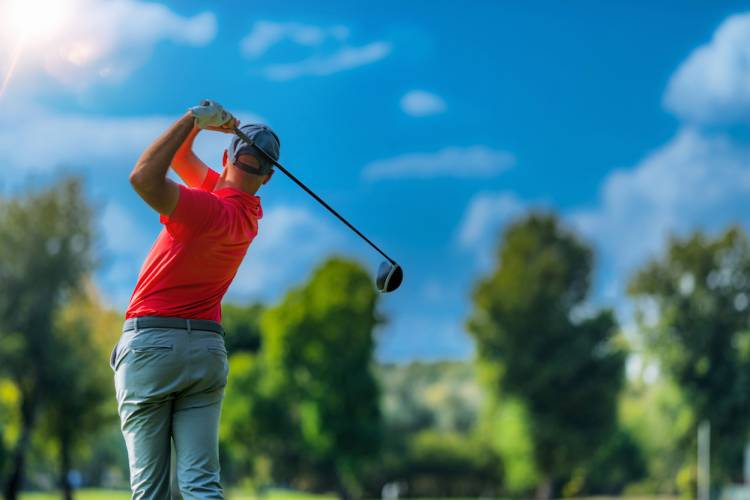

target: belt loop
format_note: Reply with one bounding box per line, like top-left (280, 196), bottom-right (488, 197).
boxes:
top-left (134, 317), bottom-right (140, 333)
top-left (187, 319), bottom-right (192, 334)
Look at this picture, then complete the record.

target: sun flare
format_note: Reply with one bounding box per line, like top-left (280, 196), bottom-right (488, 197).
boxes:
top-left (4, 0), bottom-right (74, 42)
top-left (0, 0), bottom-right (77, 98)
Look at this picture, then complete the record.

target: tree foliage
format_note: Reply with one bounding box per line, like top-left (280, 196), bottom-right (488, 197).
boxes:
top-left (40, 283), bottom-right (122, 498)
top-left (222, 303), bottom-right (264, 354)
top-left (629, 227), bottom-right (750, 484)
top-left (467, 213), bottom-right (625, 497)
top-left (222, 257), bottom-right (382, 498)
top-left (619, 375), bottom-right (692, 494)
top-left (0, 178), bottom-right (94, 499)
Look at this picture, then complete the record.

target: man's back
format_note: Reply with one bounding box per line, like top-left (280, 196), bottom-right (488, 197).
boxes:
top-left (126, 178), bottom-right (263, 322)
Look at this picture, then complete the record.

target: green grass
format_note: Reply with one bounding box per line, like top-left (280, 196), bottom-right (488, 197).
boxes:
top-left (20, 491), bottom-right (129, 500)
top-left (20, 488), bottom-right (335, 500)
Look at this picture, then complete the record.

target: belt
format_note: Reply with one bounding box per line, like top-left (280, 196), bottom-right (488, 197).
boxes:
top-left (123, 316), bottom-right (225, 336)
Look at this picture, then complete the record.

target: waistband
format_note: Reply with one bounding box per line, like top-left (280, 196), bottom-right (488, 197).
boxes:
top-left (123, 316), bottom-right (225, 336)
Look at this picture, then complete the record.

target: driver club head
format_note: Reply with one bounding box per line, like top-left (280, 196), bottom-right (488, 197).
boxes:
top-left (376, 261), bottom-right (403, 293)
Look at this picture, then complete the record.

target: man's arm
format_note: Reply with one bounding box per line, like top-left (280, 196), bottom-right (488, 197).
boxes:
top-left (129, 113), bottom-right (194, 216)
top-left (172, 125), bottom-right (211, 188)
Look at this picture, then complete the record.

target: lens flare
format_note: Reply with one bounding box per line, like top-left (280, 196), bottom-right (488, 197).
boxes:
top-left (6, 0), bottom-right (72, 42)
top-left (0, 41), bottom-right (24, 99)
top-left (0, 0), bottom-right (75, 98)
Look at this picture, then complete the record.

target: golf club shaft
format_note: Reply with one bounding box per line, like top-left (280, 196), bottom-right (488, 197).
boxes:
top-left (233, 127), bottom-right (398, 266)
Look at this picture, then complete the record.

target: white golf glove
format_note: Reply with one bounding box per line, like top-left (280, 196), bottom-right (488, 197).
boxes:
top-left (190, 100), bottom-right (233, 129)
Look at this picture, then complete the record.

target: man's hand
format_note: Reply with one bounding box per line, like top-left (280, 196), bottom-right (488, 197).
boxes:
top-left (190, 100), bottom-right (238, 131)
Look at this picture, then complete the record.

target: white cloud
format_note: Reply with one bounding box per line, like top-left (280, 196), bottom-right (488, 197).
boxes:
top-left (570, 128), bottom-right (750, 289)
top-left (400, 90), bottom-right (446, 116)
top-left (664, 11), bottom-right (750, 124)
top-left (0, 103), bottom-right (262, 174)
top-left (239, 20), bottom-right (390, 81)
top-left (459, 192), bottom-right (526, 249)
top-left (363, 146), bottom-right (515, 181)
top-left (0, 0), bottom-right (216, 89)
top-left (457, 191), bottom-right (526, 268)
top-left (0, 105), bottom-right (172, 172)
top-left (572, 11), bottom-right (750, 306)
top-left (240, 21), bottom-right (349, 58)
top-left (263, 41), bottom-right (391, 81)
top-left (229, 205), bottom-right (343, 299)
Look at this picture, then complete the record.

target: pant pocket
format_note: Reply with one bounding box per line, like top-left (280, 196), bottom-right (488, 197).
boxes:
top-left (205, 346), bottom-right (229, 388)
top-left (109, 343), bottom-right (117, 371)
top-left (110, 339), bottom-right (133, 372)
top-left (131, 345), bottom-right (173, 353)
top-left (112, 344), bottom-right (132, 372)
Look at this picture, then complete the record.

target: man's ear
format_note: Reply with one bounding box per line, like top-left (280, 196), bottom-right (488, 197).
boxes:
top-left (262, 169), bottom-right (274, 185)
top-left (222, 149), bottom-right (229, 168)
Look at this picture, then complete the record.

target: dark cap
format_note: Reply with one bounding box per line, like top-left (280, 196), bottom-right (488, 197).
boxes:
top-left (229, 123), bottom-right (281, 175)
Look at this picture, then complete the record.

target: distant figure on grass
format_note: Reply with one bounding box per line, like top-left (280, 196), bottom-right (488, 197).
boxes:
top-left (108, 100), bottom-right (280, 499)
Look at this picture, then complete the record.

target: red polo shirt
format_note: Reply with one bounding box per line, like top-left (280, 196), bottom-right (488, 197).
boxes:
top-left (125, 170), bottom-right (262, 322)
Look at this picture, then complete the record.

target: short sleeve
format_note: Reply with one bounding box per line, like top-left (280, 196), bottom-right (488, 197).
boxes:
top-left (199, 168), bottom-right (220, 192)
top-left (160, 185), bottom-right (223, 239)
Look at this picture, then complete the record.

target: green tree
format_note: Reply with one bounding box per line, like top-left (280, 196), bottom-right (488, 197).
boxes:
top-left (467, 213), bottom-right (625, 498)
top-left (222, 303), bottom-right (264, 354)
top-left (0, 380), bottom-right (21, 487)
top-left (0, 179), bottom-right (93, 500)
top-left (38, 283), bottom-right (121, 499)
top-left (220, 352), bottom-right (286, 489)
top-left (224, 257), bottom-right (382, 498)
top-left (619, 374), bottom-right (692, 494)
top-left (629, 227), bottom-right (750, 486)
top-left (377, 361), bottom-right (481, 436)
top-left (368, 361), bottom-right (495, 498)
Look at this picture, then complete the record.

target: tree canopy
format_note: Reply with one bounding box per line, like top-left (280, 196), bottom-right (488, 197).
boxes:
top-left (223, 257), bottom-right (382, 498)
top-left (629, 227), bottom-right (750, 484)
top-left (0, 179), bottom-right (94, 499)
top-left (468, 213), bottom-right (625, 497)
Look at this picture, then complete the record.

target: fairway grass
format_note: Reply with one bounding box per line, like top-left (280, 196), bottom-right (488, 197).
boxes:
top-left (19, 488), bottom-right (335, 499)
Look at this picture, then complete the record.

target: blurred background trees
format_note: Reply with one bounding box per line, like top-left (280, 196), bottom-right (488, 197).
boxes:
top-left (0, 177), bottom-right (747, 499)
top-left (221, 303), bottom-right (264, 354)
top-left (629, 228), bottom-right (750, 490)
top-left (40, 285), bottom-right (121, 500)
top-left (467, 213), bottom-right (627, 498)
top-left (223, 258), bottom-right (381, 499)
top-left (0, 180), bottom-right (95, 500)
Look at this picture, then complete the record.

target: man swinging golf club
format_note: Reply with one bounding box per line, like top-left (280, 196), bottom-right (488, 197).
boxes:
top-left (109, 100), bottom-right (279, 499)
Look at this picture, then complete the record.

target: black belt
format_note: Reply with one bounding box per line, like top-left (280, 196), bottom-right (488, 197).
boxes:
top-left (123, 316), bottom-right (224, 336)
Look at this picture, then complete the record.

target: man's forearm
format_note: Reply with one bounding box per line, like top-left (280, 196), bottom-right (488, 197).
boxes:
top-left (129, 112), bottom-right (195, 215)
top-left (172, 125), bottom-right (210, 188)
top-left (130, 113), bottom-right (195, 188)
top-left (175, 126), bottom-right (201, 167)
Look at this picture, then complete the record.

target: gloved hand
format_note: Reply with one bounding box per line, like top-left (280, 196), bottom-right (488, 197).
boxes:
top-left (190, 100), bottom-right (236, 130)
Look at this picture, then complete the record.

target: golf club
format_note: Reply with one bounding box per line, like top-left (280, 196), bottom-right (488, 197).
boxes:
top-left (233, 126), bottom-right (404, 293)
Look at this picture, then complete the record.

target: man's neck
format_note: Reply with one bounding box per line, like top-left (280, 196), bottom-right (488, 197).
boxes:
top-left (215, 175), bottom-right (261, 195)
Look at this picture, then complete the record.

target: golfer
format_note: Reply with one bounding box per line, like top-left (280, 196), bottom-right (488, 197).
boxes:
top-left (108, 100), bottom-right (280, 499)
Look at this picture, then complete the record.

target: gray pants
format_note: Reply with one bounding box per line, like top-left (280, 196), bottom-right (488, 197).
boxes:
top-left (110, 321), bottom-right (229, 499)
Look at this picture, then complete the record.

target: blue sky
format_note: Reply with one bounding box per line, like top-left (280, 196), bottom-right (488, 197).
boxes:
top-left (2, 0), bottom-right (750, 362)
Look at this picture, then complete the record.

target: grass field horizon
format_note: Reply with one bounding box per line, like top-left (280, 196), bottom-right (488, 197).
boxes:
top-left (18, 488), bottom-right (336, 499)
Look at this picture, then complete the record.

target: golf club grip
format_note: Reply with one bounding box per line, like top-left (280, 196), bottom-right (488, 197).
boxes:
top-left (232, 127), bottom-right (398, 266)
